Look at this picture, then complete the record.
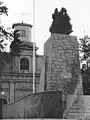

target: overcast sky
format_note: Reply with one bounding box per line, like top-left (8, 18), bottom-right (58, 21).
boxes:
top-left (1, 0), bottom-right (90, 54)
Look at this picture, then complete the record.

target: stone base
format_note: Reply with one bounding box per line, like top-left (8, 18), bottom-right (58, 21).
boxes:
top-left (44, 34), bottom-right (82, 95)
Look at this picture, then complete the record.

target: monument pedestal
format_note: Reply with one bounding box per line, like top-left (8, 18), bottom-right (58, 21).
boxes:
top-left (44, 34), bottom-right (83, 95)
top-left (38, 34), bottom-right (83, 118)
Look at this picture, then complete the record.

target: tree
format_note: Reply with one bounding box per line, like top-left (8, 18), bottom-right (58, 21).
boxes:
top-left (0, 1), bottom-right (21, 66)
top-left (0, 1), bottom-right (8, 15)
top-left (0, 1), bottom-right (13, 52)
top-left (79, 35), bottom-right (90, 95)
top-left (0, 1), bottom-right (14, 66)
top-left (79, 35), bottom-right (90, 71)
top-left (0, 1), bottom-right (22, 53)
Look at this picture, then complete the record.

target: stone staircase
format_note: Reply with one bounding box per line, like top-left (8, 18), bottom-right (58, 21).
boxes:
top-left (65, 95), bottom-right (90, 119)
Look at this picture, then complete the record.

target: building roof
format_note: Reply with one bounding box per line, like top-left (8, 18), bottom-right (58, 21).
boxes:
top-left (20, 41), bottom-right (38, 51)
top-left (12, 22), bottom-right (33, 28)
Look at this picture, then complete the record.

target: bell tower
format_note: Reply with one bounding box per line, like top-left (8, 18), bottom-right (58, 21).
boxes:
top-left (11, 22), bottom-right (38, 54)
top-left (12, 22), bottom-right (32, 42)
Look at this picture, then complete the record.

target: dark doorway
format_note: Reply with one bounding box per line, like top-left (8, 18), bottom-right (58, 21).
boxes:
top-left (0, 98), bottom-right (7, 118)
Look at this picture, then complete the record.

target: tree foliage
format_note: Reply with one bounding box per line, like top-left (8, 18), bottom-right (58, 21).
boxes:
top-left (79, 36), bottom-right (90, 61)
top-left (10, 30), bottom-right (22, 53)
top-left (0, 1), bottom-right (21, 54)
top-left (0, 1), bottom-right (13, 52)
top-left (0, 1), bottom-right (21, 65)
top-left (79, 35), bottom-right (90, 70)
top-left (79, 35), bottom-right (90, 95)
top-left (0, 1), bottom-right (8, 15)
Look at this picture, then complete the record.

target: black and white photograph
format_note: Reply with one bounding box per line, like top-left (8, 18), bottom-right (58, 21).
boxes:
top-left (0, 0), bottom-right (90, 119)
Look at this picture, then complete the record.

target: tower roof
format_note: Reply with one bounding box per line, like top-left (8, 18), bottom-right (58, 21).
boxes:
top-left (12, 22), bottom-right (32, 28)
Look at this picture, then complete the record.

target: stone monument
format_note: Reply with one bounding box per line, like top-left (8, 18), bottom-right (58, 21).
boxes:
top-left (39, 7), bottom-right (83, 94)
top-left (44, 34), bottom-right (82, 94)
top-left (39, 7), bottom-right (83, 118)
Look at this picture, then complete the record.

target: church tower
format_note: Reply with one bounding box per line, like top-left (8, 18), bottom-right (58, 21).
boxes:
top-left (12, 22), bottom-right (32, 42)
top-left (11, 22), bottom-right (38, 55)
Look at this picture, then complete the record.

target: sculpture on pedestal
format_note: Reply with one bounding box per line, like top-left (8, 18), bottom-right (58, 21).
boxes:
top-left (49, 7), bottom-right (73, 35)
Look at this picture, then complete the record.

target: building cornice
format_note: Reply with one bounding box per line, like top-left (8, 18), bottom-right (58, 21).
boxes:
top-left (0, 72), bottom-right (40, 77)
top-left (12, 22), bottom-right (32, 28)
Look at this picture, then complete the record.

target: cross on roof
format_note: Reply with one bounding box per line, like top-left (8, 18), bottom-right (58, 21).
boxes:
top-left (20, 12), bottom-right (30, 23)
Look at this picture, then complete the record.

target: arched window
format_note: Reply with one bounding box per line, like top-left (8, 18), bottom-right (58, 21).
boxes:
top-left (21, 29), bottom-right (26, 37)
top-left (20, 58), bottom-right (29, 70)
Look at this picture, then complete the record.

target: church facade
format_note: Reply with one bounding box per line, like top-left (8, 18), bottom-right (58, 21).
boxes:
top-left (0, 22), bottom-right (43, 103)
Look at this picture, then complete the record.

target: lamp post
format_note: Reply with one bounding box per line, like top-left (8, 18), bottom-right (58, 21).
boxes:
top-left (33, 0), bottom-right (35, 93)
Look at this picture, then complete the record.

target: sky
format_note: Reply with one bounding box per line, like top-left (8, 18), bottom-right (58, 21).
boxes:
top-left (1, 0), bottom-right (90, 54)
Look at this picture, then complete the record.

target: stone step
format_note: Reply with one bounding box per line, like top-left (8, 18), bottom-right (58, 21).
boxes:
top-left (66, 95), bottom-right (90, 118)
top-left (70, 106), bottom-right (90, 110)
top-left (67, 113), bottom-right (83, 119)
top-left (68, 110), bottom-right (84, 114)
top-left (68, 109), bottom-right (90, 115)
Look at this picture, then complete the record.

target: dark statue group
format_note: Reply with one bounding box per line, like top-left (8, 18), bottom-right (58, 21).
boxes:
top-left (49, 7), bottom-right (73, 35)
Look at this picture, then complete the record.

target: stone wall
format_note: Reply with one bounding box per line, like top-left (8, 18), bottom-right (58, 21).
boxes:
top-left (3, 91), bottom-right (63, 119)
top-left (44, 34), bottom-right (82, 94)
